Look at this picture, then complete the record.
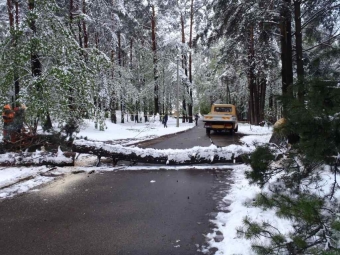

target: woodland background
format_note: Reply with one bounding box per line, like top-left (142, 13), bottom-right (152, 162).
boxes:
top-left (0, 0), bottom-right (339, 129)
top-left (1, 1), bottom-right (340, 254)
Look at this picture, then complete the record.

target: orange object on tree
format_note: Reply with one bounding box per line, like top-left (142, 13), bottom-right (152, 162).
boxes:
top-left (2, 104), bottom-right (15, 123)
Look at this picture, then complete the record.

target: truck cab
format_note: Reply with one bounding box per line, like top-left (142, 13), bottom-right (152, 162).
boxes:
top-left (202, 104), bottom-right (238, 135)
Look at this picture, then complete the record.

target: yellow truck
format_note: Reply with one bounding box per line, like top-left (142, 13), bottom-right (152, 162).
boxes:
top-left (203, 104), bottom-right (238, 135)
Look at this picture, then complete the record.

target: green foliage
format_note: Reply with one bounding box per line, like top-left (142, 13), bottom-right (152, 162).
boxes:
top-left (241, 78), bottom-right (340, 254)
top-left (321, 251), bottom-right (340, 255)
top-left (198, 100), bottom-right (211, 115)
top-left (244, 145), bottom-right (275, 187)
top-left (0, 0), bottom-right (111, 128)
top-left (332, 221), bottom-right (340, 232)
top-left (282, 79), bottom-right (340, 164)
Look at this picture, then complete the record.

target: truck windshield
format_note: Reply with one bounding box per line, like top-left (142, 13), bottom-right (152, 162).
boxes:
top-left (214, 107), bottom-right (232, 113)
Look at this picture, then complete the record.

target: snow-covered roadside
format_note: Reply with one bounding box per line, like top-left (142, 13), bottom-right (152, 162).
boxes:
top-left (0, 122), bottom-right (271, 198)
top-left (0, 116), bottom-right (195, 198)
top-left (203, 126), bottom-right (340, 254)
top-left (203, 164), bottom-right (296, 254)
top-left (201, 133), bottom-right (295, 255)
top-left (77, 116), bottom-right (194, 144)
top-left (0, 121), bottom-right (279, 254)
top-left (0, 121), bottom-right (270, 195)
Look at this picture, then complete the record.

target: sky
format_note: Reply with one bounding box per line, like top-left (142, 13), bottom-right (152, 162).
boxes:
top-left (0, 116), bottom-right (336, 254)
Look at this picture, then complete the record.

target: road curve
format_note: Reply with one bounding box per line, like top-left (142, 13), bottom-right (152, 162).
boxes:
top-left (138, 119), bottom-right (243, 149)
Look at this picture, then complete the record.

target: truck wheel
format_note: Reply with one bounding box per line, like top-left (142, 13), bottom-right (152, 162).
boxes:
top-left (234, 126), bottom-right (238, 132)
top-left (206, 128), bottom-right (211, 135)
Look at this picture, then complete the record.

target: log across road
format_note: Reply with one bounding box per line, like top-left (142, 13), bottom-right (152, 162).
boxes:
top-left (0, 120), bottom-right (246, 255)
top-left (72, 120), bottom-right (249, 166)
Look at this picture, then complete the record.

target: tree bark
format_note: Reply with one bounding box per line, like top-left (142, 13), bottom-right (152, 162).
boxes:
top-left (253, 77), bottom-right (259, 125)
top-left (15, 1), bottom-right (18, 28)
top-left (151, 5), bottom-right (159, 114)
top-left (77, 21), bottom-right (83, 48)
top-left (7, 0), bottom-right (19, 102)
top-left (130, 38), bottom-right (133, 68)
top-left (0, 152), bottom-right (75, 167)
top-left (29, 0), bottom-right (49, 130)
top-left (118, 32), bottom-right (124, 123)
top-left (72, 140), bottom-right (245, 166)
top-left (280, 0), bottom-right (294, 107)
top-left (82, 0), bottom-right (88, 48)
top-left (260, 78), bottom-right (266, 122)
top-left (188, 0), bottom-right (194, 123)
top-left (7, 0), bottom-right (14, 28)
top-left (110, 50), bottom-right (117, 123)
top-left (109, 1), bottom-right (116, 123)
top-left (28, 0), bottom-right (41, 77)
top-left (257, 9), bottom-right (268, 124)
top-left (181, 13), bottom-right (187, 123)
top-left (294, 0), bottom-right (304, 102)
top-left (248, 25), bottom-right (256, 124)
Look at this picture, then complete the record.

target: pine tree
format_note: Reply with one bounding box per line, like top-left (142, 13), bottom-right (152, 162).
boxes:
top-left (241, 78), bottom-right (340, 254)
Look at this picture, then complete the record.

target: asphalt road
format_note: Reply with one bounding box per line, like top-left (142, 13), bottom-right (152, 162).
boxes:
top-left (138, 119), bottom-right (243, 149)
top-left (0, 119), bottom-right (240, 255)
top-left (0, 170), bottom-right (232, 255)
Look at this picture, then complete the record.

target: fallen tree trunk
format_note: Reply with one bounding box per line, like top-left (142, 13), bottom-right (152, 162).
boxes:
top-left (0, 151), bottom-right (75, 167)
top-left (73, 140), bottom-right (251, 166)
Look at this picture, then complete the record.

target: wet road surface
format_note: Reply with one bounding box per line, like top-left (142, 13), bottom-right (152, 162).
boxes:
top-left (0, 119), bottom-right (242, 255)
top-left (0, 169), bottom-right (232, 255)
top-left (138, 119), bottom-right (243, 149)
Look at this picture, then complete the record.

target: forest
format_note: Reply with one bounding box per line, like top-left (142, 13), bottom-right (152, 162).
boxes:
top-left (1, 0), bottom-right (340, 254)
top-left (0, 0), bottom-right (338, 128)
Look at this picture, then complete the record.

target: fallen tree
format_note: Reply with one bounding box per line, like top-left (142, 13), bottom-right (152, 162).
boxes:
top-left (72, 139), bottom-right (252, 166)
top-left (0, 151), bottom-right (75, 167)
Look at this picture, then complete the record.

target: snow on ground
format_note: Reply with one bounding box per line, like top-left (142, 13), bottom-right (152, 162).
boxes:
top-left (0, 119), bottom-right (277, 254)
top-left (238, 122), bottom-right (272, 135)
top-left (201, 134), bottom-right (295, 255)
top-left (0, 116), bottom-right (194, 197)
top-left (77, 115), bottom-right (193, 143)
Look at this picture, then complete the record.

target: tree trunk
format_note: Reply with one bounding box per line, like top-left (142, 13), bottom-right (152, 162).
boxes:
top-left (130, 38), bottom-right (133, 68)
top-left (72, 140), bottom-right (245, 166)
top-left (294, 0), bottom-right (304, 102)
top-left (248, 26), bottom-right (256, 125)
top-left (28, 0), bottom-right (41, 77)
top-left (253, 77), bottom-right (259, 124)
top-left (82, 0), bottom-right (88, 48)
top-left (188, 0), bottom-right (194, 123)
top-left (15, 1), bottom-right (18, 28)
top-left (280, 0), bottom-right (294, 108)
top-left (260, 78), bottom-right (266, 122)
top-left (151, 5), bottom-right (159, 114)
top-left (69, 0), bottom-right (76, 38)
top-left (181, 13), bottom-right (187, 123)
top-left (29, 0), bottom-right (49, 130)
top-left (118, 32), bottom-right (124, 123)
top-left (0, 151), bottom-right (75, 167)
top-left (14, 1), bottom-right (20, 100)
top-left (257, 9), bottom-right (268, 124)
top-left (77, 21), bottom-right (83, 48)
top-left (95, 32), bottom-right (99, 48)
top-left (109, 2), bottom-right (116, 123)
top-left (7, 0), bottom-right (19, 103)
top-left (7, 0), bottom-right (14, 28)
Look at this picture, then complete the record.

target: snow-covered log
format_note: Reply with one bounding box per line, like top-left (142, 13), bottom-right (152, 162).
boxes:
top-left (0, 151), bottom-right (75, 167)
top-left (73, 139), bottom-right (251, 166)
